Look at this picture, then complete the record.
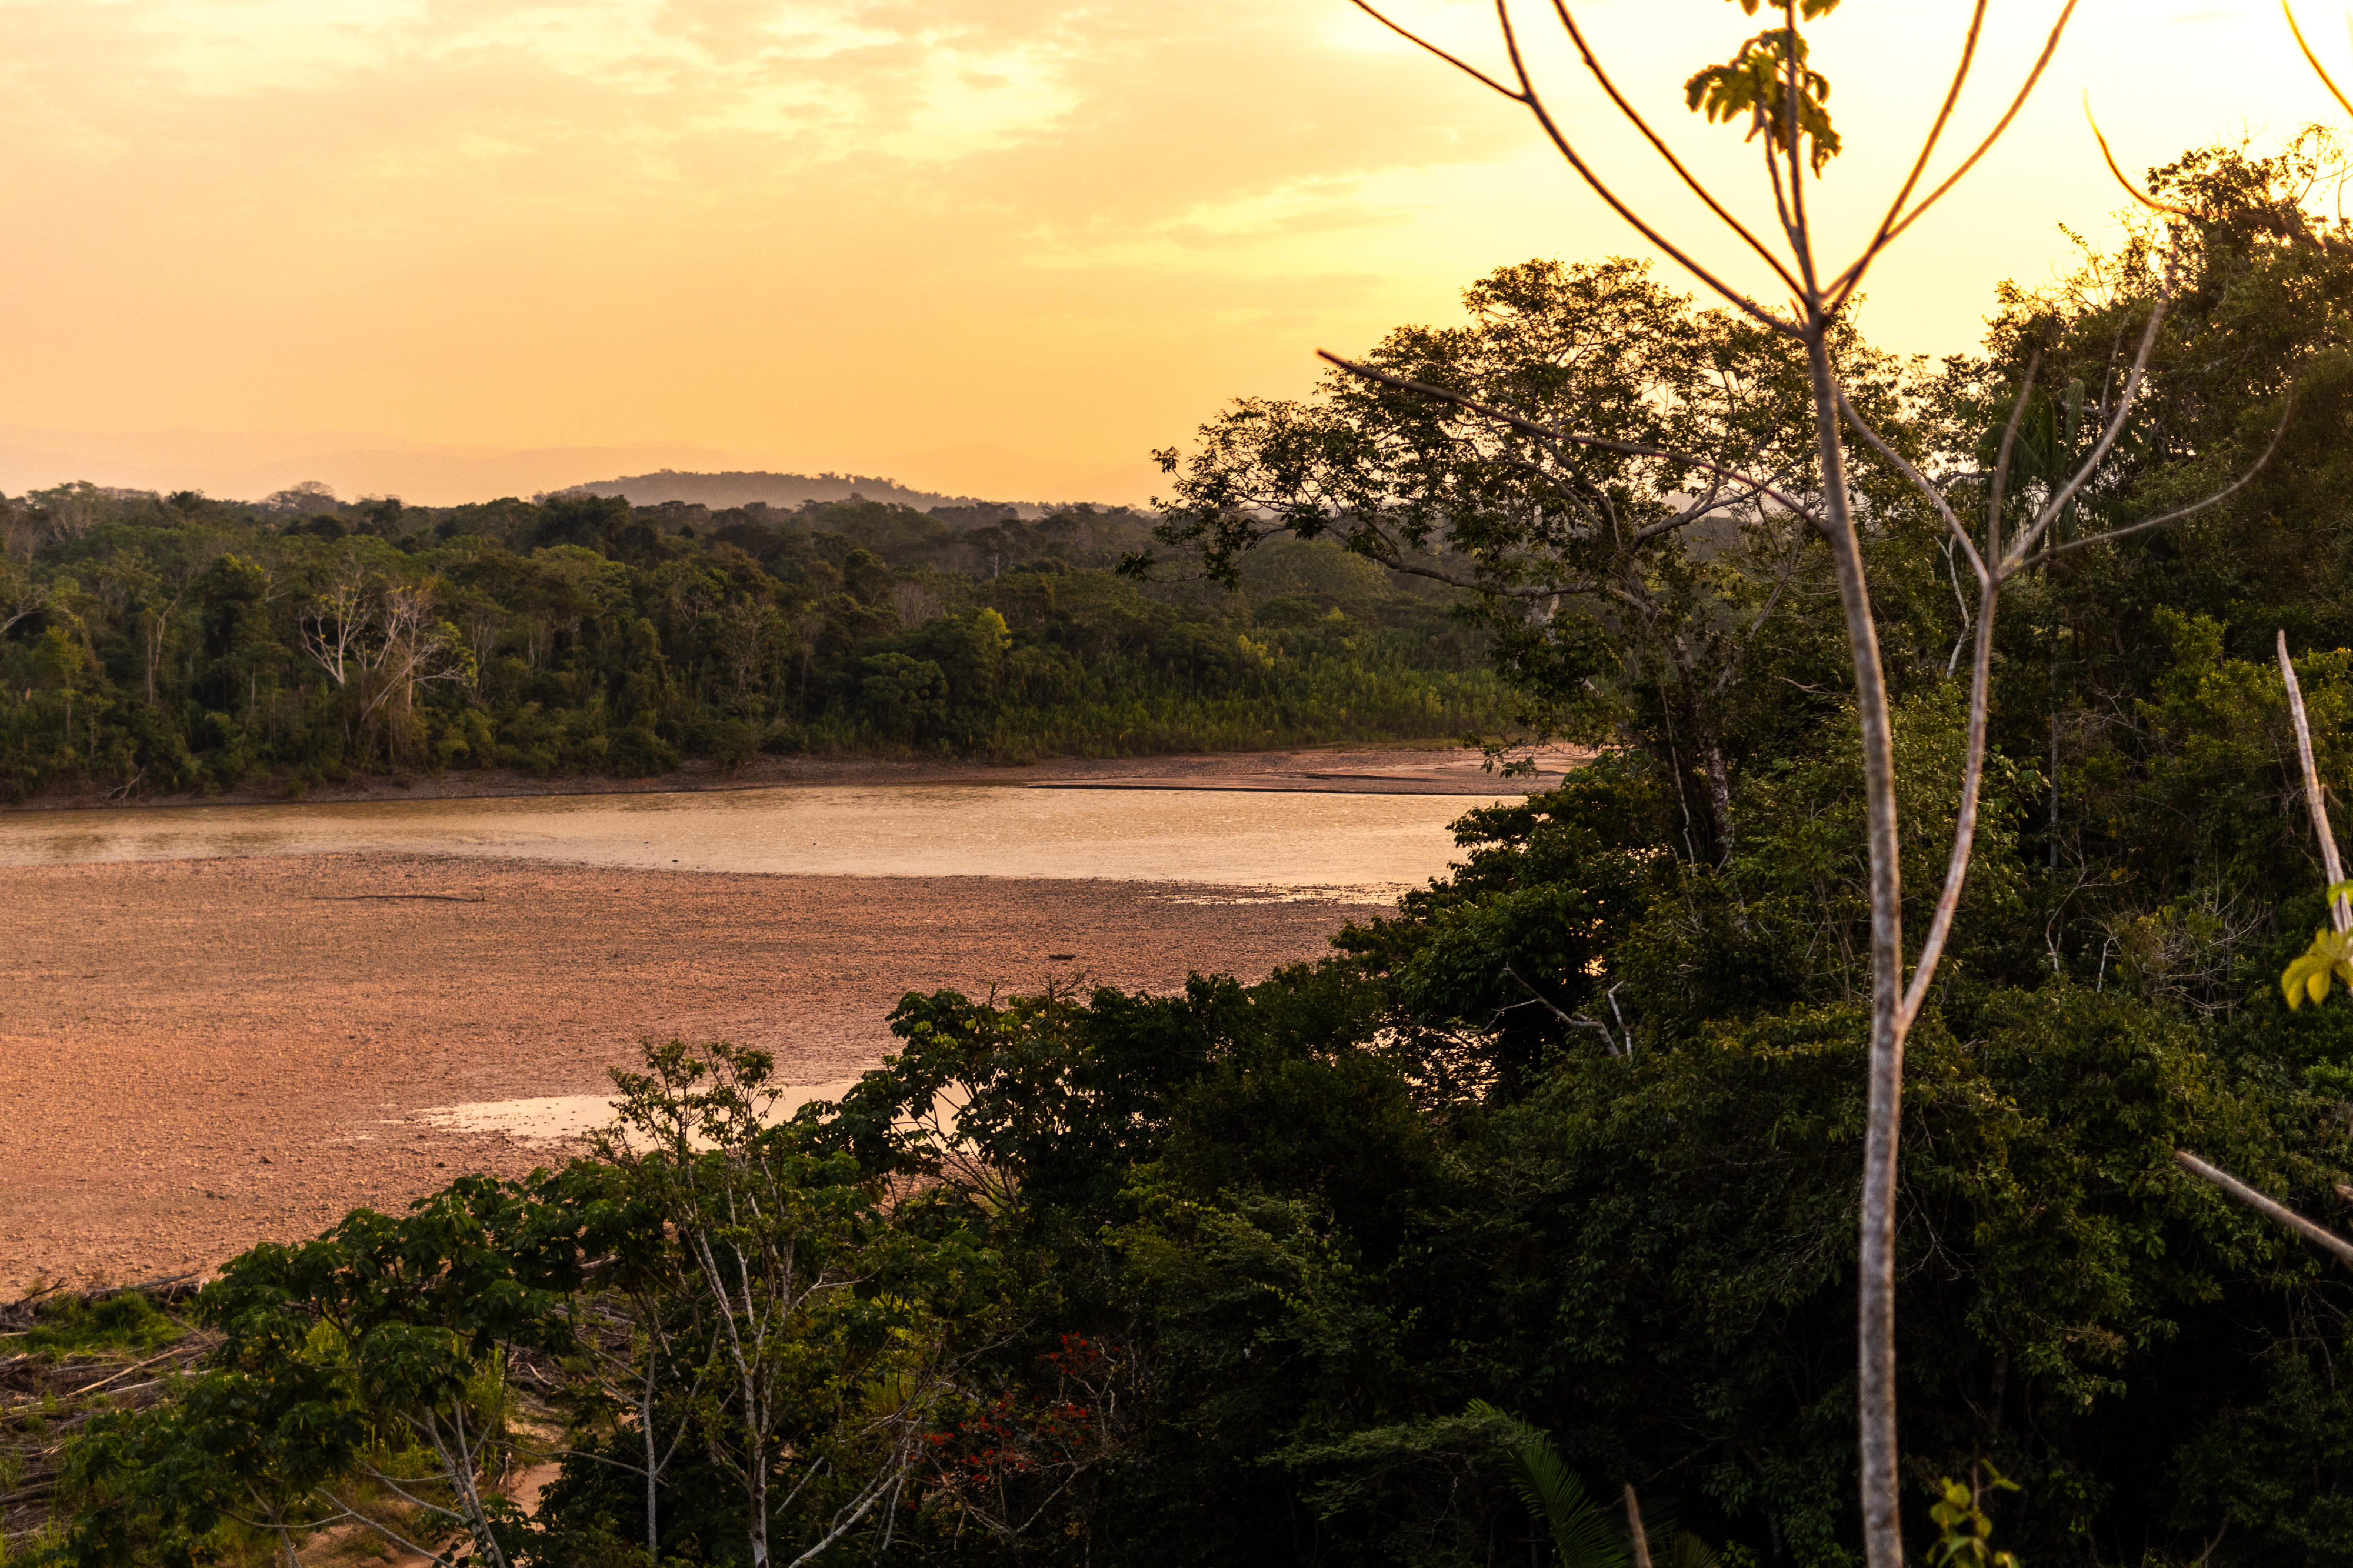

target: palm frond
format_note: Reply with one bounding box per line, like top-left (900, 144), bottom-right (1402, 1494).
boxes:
top-left (1667, 1531), bottom-right (1722, 1568)
top-left (1468, 1400), bottom-right (1629, 1568)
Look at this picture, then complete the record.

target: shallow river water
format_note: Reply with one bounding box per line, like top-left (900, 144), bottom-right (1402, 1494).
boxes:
top-left (0, 783), bottom-right (1509, 892)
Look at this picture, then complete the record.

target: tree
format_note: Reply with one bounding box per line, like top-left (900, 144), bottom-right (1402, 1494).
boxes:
top-left (189, 1175), bottom-right (595, 1567)
top-left (265, 481), bottom-right (339, 515)
top-left (859, 651), bottom-right (951, 746)
top-left (597, 1039), bottom-right (959, 1567)
top-left (1152, 4), bottom-right (2289, 1560)
top-left (53, 1359), bottom-right (366, 1568)
top-left (1151, 253), bottom-right (1907, 860)
top-left (295, 556), bottom-right (474, 763)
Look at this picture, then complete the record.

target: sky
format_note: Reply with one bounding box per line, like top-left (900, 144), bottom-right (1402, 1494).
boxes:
top-left (0, 0), bottom-right (2339, 505)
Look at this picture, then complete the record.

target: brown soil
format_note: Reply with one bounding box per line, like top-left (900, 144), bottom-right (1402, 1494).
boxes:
top-left (5, 741), bottom-right (1586, 812)
top-left (0, 853), bottom-right (1388, 1295)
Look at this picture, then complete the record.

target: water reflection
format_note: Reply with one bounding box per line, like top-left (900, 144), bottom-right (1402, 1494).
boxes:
top-left (0, 784), bottom-right (1506, 890)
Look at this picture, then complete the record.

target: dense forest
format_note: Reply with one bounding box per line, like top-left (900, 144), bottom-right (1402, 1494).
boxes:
top-left (0, 485), bottom-right (1502, 802)
top-left (25, 131), bottom-right (2353, 1568)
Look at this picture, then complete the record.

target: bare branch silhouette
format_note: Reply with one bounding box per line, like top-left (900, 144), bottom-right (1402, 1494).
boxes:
top-left (2087, 97), bottom-right (2202, 217)
top-left (2286, 1), bottom-right (2353, 122)
top-left (1825, 2), bottom-right (2079, 302)
top-left (1552, 1), bottom-right (1804, 296)
top-left (1824, 0), bottom-right (1989, 309)
top-left (2017, 395), bottom-right (2296, 572)
top-left (2279, 627), bottom-right (2349, 931)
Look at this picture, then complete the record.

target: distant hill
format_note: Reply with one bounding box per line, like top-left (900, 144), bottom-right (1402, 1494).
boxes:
top-left (561, 469), bottom-right (1079, 519)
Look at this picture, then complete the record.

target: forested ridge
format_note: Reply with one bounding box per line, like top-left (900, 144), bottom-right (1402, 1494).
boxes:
top-left (23, 133), bottom-right (2353, 1568)
top-left (0, 485), bottom-right (1502, 803)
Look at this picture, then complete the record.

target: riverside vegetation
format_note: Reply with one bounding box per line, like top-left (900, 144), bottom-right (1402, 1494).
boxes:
top-left (18, 133), bottom-right (2353, 1567)
top-left (0, 489), bottom-right (1504, 802)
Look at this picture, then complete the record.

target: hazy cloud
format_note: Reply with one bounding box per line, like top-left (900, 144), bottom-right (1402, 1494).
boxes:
top-left (0, 0), bottom-right (2335, 498)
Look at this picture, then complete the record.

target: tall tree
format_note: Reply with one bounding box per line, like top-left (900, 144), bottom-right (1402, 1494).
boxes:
top-left (1155, 4), bottom-right (2291, 1559)
top-left (1151, 253), bottom-right (1919, 862)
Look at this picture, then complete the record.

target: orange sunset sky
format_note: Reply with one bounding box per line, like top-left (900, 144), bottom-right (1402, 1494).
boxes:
top-left (0, 0), bottom-right (2339, 506)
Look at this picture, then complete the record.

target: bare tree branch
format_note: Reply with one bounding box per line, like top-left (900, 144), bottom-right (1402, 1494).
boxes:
top-left (1827, 2), bottom-right (2081, 300)
top-left (1625, 1484), bottom-right (1656, 1568)
top-left (2287, 1), bottom-right (2353, 122)
top-left (1551, 1), bottom-right (1804, 298)
top-left (2175, 1149), bottom-right (2353, 1271)
top-left (1351, 0), bottom-right (1803, 332)
top-left (1504, 961), bottom-right (1625, 1057)
top-left (1340, 0), bottom-right (1522, 98)
top-left (1985, 351), bottom-right (2044, 566)
top-left (1824, 0), bottom-right (1989, 312)
top-left (2278, 628), bottom-right (2349, 932)
top-left (1898, 562), bottom-right (1998, 1035)
top-left (2086, 98), bottom-right (2202, 218)
top-left (2006, 299), bottom-right (2170, 567)
top-left (1834, 384), bottom-right (1985, 583)
top-left (2015, 393), bottom-right (2296, 572)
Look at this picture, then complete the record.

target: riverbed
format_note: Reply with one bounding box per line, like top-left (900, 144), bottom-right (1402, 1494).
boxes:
top-left (0, 755), bottom-right (1521, 1293)
top-left (0, 782), bottom-right (1495, 896)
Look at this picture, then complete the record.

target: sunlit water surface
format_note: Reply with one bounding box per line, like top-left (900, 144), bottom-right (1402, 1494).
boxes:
top-left (0, 784), bottom-right (1509, 894)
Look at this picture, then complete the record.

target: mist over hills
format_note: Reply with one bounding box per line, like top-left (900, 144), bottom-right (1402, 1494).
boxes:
top-left (560, 469), bottom-right (1091, 520)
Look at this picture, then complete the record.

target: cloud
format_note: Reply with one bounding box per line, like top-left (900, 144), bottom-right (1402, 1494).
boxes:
top-left (0, 0), bottom-right (1529, 471)
top-left (0, 0), bottom-right (2334, 498)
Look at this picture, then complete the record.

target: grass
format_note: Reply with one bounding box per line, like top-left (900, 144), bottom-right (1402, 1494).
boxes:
top-left (21, 1293), bottom-right (185, 1355)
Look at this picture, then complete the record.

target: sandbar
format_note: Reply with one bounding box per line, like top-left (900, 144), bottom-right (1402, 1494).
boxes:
top-left (0, 853), bottom-right (1387, 1293)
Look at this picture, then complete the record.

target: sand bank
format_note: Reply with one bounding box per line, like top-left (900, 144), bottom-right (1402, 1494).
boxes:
top-left (0, 853), bottom-right (1387, 1293)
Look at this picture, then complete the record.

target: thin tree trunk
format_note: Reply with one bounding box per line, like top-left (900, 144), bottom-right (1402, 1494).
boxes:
top-left (1704, 740), bottom-right (1735, 863)
top-left (1661, 635), bottom-right (1735, 861)
top-left (2048, 600), bottom-right (2062, 871)
top-left (745, 1365), bottom-right (769, 1566)
top-left (1624, 1485), bottom-right (1654, 1568)
top-left (1804, 328), bottom-right (1906, 1568)
top-left (644, 1353), bottom-right (662, 1563)
top-left (2279, 629), bottom-right (2348, 932)
top-left (264, 1499), bottom-right (296, 1568)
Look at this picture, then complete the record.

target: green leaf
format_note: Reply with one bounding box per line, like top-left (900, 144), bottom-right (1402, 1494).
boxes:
top-left (1667, 1533), bottom-right (1725, 1568)
top-left (1684, 29), bottom-right (1842, 174)
top-left (1468, 1400), bottom-right (1628, 1568)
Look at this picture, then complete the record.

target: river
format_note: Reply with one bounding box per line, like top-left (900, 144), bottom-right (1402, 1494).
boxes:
top-left (0, 782), bottom-right (1507, 893)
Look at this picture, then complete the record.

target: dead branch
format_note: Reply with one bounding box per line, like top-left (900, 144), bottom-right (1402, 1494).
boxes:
top-left (2278, 628), bottom-right (2349, 932)
top-left (2175, 1149), bottom-right (2353, 1271)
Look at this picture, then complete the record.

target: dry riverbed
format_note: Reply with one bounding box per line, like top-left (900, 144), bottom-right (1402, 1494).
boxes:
top-left (0, 853), bottom-right (1389, 1294)
top-left (9, 740), bottom-right (1585, 812)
